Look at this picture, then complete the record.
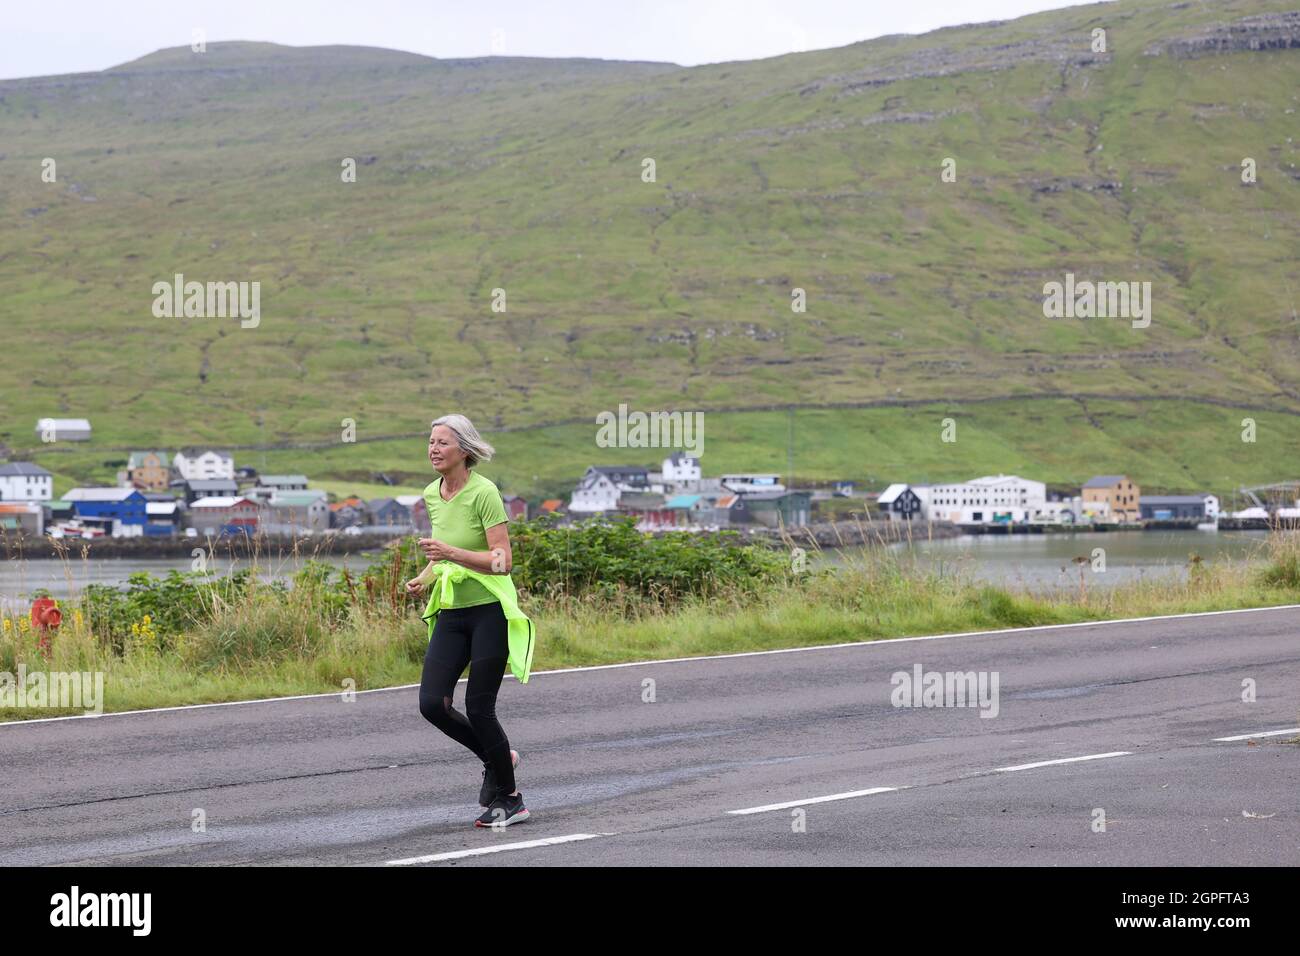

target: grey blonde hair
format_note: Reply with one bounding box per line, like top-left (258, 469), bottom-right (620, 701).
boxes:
top-left (430, 414), bottom-right (495, 468)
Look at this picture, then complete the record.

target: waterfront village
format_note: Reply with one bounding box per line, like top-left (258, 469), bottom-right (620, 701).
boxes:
top-left (0, 419), bottom-right (1294, 540)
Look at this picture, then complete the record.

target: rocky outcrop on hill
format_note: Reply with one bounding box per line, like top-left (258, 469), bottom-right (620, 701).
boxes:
top-left (1028, 177), bottom-right (1124, 195)
top-left (807, 31), bottom-right (1109, 99)
top-left (1147, 11), bottom-right (1300, 58)
top-left (799, 9), bottom-right (1298, 99)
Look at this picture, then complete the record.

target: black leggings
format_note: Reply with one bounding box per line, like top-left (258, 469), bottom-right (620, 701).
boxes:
top-left (418, 601), bottom-right (516, 794)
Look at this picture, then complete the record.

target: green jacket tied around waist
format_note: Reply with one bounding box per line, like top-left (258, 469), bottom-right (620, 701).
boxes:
top-left (419, 561), bottom-right (536, 684)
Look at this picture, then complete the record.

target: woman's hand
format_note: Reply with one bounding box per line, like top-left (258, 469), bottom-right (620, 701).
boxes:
top-left (404, 578), bottom-right (425, 595)
top-left (418, 537), bottom-right (456, 561)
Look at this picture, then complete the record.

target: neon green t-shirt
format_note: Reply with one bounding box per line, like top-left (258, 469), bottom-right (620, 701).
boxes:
top-left (422, 470), bottom-right (510, 608)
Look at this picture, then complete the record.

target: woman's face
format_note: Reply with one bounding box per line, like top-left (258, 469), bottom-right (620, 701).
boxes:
top-left (428, 425), bottom-right (467, 474)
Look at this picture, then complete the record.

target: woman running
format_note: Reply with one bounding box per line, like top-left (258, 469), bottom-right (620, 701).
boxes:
top-left (406, 414), bottom-right (530, 828)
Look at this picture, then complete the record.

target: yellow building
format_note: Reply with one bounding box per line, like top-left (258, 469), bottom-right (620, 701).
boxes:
top-left (1082, 475), bottom-right (1141, 523)
top-left (127, 451), bottom-right (171, 492)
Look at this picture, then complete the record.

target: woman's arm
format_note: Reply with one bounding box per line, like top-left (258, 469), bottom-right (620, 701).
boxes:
top-left (405, 557), bottom-right (440, 593)
top-left (418, 521), bottom-right (513, 574)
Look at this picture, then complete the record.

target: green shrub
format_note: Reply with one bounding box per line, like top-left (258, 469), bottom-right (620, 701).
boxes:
top-left (962, 586), bottom-right (1045, 629)
top-left (507, 515), bottom-right (787, 600)
top-left (1258, 532), bottom-right (1300, 589)
top-left (80, 569), bottom-right (260, 652)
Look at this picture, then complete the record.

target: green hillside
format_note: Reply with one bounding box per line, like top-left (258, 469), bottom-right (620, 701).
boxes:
top-left (1, 0), bottom-right (1298, 499)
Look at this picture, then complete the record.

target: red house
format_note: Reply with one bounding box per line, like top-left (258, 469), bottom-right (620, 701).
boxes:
top-left (189, 496), bottom-right (259, 536)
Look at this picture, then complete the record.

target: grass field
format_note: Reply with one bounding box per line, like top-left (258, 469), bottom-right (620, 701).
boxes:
top-left (1, 0), bottom-right (1297, 498)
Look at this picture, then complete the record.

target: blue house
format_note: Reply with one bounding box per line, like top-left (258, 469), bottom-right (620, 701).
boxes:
top-left (62, 488), bottom-right (148, 534)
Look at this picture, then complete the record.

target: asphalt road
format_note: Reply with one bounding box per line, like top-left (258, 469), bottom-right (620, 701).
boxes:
top-left (2, 606), bottom-right (1297, 866)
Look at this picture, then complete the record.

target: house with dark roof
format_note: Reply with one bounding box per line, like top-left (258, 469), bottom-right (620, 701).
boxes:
top-left (1139, 495), bottom-right (1210, 522)
top-left (367, 496), bottom-right (413, 530)
top-left (0, 462), bottom-right (53, 502)
top-left (589, 466), bottom-right (651, 489)
top-left (569, 465), bottom-right (660, 514)
top-left (411, 497), bottom-right (431, 534)
top-left (876, 483), bottom-right (924, 521)
top-left (330, 497), bottom-right (367, 529)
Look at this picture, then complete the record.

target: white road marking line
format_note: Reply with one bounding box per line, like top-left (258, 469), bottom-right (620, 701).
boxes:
top-left (1213, 727), bottom-right (1300, 742)
top-left (0, 686), bottom-right (403, 727)
top-left (728, 787), bottom-right (901, 815)
top-left (386, 832), bottom-right (612, 865)
top-left (522, 602), bottom-right (1300, 675)
top-left (994, 751), bottom-right (1131, 773)
top-left (6, 602), bottom-right (1300, 728)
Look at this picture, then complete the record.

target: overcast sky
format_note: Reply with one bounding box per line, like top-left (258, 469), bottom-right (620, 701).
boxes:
top-left (1, 0), bottom-right (1107, 81)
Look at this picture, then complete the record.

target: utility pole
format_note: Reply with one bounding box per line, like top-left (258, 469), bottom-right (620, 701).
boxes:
top-left (787, 405), bottom-right (794, 490)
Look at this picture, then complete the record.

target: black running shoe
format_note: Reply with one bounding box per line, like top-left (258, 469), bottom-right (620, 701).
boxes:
top-left (475, 790), bottom-right (530, 828)
top-left (478, 749), bottom-right (521, 807)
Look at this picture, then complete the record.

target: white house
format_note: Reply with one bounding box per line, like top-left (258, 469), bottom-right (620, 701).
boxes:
top-left (720, 473), bottom-right (785, 494)
top-left (662, 452), bottom-right (701, 486)
top-left (0, 462), bottom-right (53, 502)
top-left (34, 418), bottom-right (91, 441)
top-left (1079, 498), bottom-right (1112, 522)
top-left (1202, 495), bottom-right (1220, 521)
top-left (174, 449), bottom-right (235, 481)
top-left (569, 469), bottom-right (622, 513)
top-left (1034, 496), bottom-right (1090, 524)
top-left (922, 474), bottom-right (1047, 525)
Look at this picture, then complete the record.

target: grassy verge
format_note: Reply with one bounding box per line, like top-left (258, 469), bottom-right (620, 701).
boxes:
top-left (3, 532), bottom-right (1299, 720)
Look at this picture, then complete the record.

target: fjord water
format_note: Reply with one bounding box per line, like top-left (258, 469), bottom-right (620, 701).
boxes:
top-left (840, 530), bottom-right (1271, 592)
